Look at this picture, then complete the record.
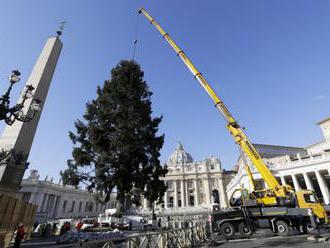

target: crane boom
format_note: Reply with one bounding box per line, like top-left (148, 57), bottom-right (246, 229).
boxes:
top-left (138, 8), bottom-right (289, 197)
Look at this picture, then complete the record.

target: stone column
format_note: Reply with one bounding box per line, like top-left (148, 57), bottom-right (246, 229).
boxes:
top-left (315, 170), bottom-right (330, 204)
top-left (52, 196), bottom-right (61, 219)
top-left (48, 195), bottom-right (56, 218)
top-left (42, 193), bottom-right (49, 212)
top-left (280, 176), bottom-right (286, 186)
top-left (292, 174), bottom-right (301, 191)
top-left (164, 191), bottom-right (168, 209)
top-left (185, 180), bottom-right (189, 206)
top-left (29, 192), bottom-right (37, 204)
top-left (57, 198), bottom-right (65, 218)
top-left (194, 179), bottom-right (199, 206)
top-left (173, 180), bottom-right (178, 207)
top-left (303, 173), bottom-right (314, 191)
top-left (218, 177), bottom-right (228, 208)
top-left (47, 195), bottom-right (55, 214)
top-left (0, 36), bottom-right (63, 194)
top-left (203, 179), bottom-right (211, 205)
top-left (54, 195), bottom-right (61, 218)
top-left (37, 193), bottom-right (45, 212)
top-left (180, 180), bottom-right (185, 207)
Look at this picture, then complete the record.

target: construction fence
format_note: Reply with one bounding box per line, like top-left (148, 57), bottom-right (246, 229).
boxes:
top-left (74, 222), bottom-right (210, 248)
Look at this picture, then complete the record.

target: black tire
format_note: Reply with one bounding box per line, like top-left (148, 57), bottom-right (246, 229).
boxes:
top-left (302, 223), bottom-right (315, 234)
top-left (220, 222), bottom-right (235, 238)
top-left (238, 222), bottom-right (253, 238)
top-left (276, 220), bottom-right (292, 236)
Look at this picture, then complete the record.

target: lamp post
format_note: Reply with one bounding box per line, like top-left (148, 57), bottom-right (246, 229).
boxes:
top-left (0, 70), bottom-right (42, 125)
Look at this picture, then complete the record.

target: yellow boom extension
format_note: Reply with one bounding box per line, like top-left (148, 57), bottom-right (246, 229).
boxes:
top-left (138, 7), bottom-right (290, 198)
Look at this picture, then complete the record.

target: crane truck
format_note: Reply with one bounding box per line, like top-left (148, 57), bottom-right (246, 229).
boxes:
top-left (138, 8), bottom-right (330, 237)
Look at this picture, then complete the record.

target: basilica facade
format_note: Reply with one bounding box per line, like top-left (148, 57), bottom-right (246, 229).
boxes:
top-left (143, 143), bottom-right (236, 210)
top-left (226, 117), bottom-right (330, 205)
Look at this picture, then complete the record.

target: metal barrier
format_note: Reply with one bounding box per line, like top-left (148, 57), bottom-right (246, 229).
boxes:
top-left (75, 223), bottom-right (209, 248)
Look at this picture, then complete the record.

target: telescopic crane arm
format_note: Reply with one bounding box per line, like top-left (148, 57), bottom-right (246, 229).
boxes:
top-left (138, 8), bottom-right (289, 197)
top-left (240, 150), bottom-right (256, 191)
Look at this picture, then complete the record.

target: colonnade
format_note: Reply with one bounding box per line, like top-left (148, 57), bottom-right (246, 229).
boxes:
top-left (279, 169), bottom-right (330, 204)
top-left (23, 190), bottom-right (116, 220)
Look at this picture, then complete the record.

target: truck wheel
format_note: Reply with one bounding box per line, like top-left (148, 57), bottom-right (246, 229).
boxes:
top-left (220, 222), bottom-right (235, 238)
top-left (238, 222), bottom-right (253, 238)
top-left (302, 223), bottom-right (314, 234)
top-left (275, 220), bottom-right (292, 236)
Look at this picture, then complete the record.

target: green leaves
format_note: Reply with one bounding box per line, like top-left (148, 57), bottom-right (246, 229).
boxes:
top-left (61, 60), bottom-right (167, 208)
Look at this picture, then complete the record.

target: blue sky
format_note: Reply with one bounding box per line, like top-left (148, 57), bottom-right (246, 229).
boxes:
top-left (0, 1), bottom-right (329, 181)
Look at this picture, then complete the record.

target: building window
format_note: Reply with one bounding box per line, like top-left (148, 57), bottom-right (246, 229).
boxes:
top-left (169, 197), bottom-right (174, 207)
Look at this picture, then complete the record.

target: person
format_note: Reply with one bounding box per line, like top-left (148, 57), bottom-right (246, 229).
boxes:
top-left (14, 224), bottom-right (25, 248)
top-left (33, 221), bottom-right (38, 230)
top-left (60, 221), bottom-right (70, 235)
top-left (59, 224), bottom-right (65, 236)
top-left (93, 219), bottom-right (99, 228)
top-left (52, 222), bottom-right (57, 235)
top-left (166, 216), bottom-right (170, 229)
top-left (64, 222), bottom-right (71, 233)
top-left (76, 220), bottom-right (83, 231)
top-left (157, 218), bottom-right (161, 228)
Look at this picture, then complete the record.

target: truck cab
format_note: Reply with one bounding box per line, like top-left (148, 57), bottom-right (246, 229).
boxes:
top-left (296, 190), bottom-right (330, 224)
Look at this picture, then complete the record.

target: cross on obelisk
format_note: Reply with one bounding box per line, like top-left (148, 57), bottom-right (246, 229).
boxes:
top-left (0, 26), bottom-right (64, 194)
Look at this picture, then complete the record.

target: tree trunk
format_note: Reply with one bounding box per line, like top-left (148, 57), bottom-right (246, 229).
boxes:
top-left (116, 194), bottom-right (125, 214)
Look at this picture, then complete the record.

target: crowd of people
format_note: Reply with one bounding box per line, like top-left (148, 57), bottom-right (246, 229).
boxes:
top-left (12, 214), bottom-right (163, 247)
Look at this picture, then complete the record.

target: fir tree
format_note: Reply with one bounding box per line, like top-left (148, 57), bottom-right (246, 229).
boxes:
top-left (61, 60), bottom-right (167, 211)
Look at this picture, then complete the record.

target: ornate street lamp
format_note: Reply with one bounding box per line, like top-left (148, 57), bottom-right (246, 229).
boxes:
top-left (0, 70), bottom-right (42, 125)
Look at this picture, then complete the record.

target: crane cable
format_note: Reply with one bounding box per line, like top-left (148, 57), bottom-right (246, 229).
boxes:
top-left (132, 11), bottom-right (140, 61)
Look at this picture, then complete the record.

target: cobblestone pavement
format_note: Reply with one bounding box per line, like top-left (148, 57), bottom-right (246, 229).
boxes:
top-left (17, 230), bottom-right (330, 247)
top-left (202, 233), bottom-right (330, 248)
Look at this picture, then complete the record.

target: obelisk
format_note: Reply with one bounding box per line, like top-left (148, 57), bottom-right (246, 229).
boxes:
top-left (0, 34), bottom-right (63, 194)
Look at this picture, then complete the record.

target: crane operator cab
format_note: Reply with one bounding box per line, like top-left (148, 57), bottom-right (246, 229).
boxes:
top-left (229, 188), bottom-right (257, 207)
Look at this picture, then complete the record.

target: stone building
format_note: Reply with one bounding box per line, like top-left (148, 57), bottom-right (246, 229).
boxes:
top-left (17, 170), bottom-right (117, 222)
top-left (143, 142), bottom-right (236, 210)
top-left (226, 117), bottom-right (330, 205)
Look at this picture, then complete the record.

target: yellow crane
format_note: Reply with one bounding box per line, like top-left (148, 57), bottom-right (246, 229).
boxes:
top-left (138, 8), bottom-right (329, 225)
top-left (138, 7), bottom-right (287, 198)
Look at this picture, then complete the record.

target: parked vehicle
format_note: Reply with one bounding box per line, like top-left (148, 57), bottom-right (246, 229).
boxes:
top-left (81, 218), bottom-right (97, 230)
top-left (97, 209), bottom-right (119, 227)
